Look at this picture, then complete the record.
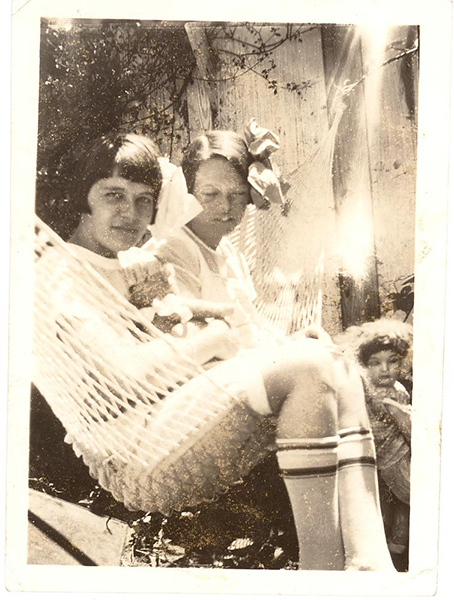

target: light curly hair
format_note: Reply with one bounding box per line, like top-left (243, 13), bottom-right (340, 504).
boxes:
top-left (334, 318), bottom-right (413, 380)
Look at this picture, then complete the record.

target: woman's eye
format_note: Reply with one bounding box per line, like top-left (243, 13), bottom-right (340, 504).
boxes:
top-left (105, 192), bottom-right (124, 201)
top-left (200, 190), bottom-right (219, 201)
top-left (136, 196), bottom-right (153, 205)
top-left (231, 191), bottom-right (249, 200)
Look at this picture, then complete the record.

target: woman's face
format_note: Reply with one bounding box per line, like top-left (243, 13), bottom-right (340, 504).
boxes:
top-left (79, 176), bottom-right (156, 257)
top-left (188, 157), bottom-right (250, 248)
top-left (366, 349), bottom-right (403, 388)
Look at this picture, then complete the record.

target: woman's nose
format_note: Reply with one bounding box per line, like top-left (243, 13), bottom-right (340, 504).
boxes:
top-left (217, 193), bottom-right (231, 212)
top-left (121, 197), bottom-right (137, 218)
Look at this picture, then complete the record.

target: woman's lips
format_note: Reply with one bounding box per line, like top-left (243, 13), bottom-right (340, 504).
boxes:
top-left (111, 225), bottom-right (139, 234)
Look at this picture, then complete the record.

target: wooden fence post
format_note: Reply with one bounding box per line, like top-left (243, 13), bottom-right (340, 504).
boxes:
top-left (361, 25), bottom-right (417, 319)
top-left (185, 23), bottom-right (219, 138)
top-left (321, 25), bottom-right (381, 328)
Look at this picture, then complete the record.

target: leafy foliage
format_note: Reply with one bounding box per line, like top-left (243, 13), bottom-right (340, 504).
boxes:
top-left (382, 275), bottom-right (414, 322)
top-left (207, 23), bottom-right (317, 95)
top-left (36, 20), bottom-right (316, 238)
top-left (37, 19), bottom-right (196, 237)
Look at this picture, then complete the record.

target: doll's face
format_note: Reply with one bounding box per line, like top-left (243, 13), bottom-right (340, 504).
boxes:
top-left (366, 349), bottom-right (403, 388)
top-left (78, 177), bottom-right (156, 257)
top-left (188, 157), bottom-right (250, 248)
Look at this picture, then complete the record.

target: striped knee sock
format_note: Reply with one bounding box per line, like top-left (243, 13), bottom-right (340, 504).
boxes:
top-left (337, 426), bottom-right (394, 570)
top-left (338, 426), bottom-right (376, 471)
top-left (276, 436), bottom-right (344, 570)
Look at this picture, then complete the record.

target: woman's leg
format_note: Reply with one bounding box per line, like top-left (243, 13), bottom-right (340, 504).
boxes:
top-left (257, 340), bottom-right (344, 570)
top-left (333, 359), bottom-right (394, 570)
top-left (254, 339), bottom-right (393, 571)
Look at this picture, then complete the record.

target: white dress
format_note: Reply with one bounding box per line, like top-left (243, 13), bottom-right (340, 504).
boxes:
top-left (155, 227), bottom-right (285, 349)
top-left (35, 239), bottom-right (274, 514)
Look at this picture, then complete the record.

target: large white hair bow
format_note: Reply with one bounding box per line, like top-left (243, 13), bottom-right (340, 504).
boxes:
top-left (244, 118), bottom-right (289, 209)
top-left (148, 157), bottom-right (203, 242)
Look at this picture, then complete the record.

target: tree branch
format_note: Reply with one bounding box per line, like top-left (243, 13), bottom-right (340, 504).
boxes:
top-left (343, 43), bottom-right (419, 96)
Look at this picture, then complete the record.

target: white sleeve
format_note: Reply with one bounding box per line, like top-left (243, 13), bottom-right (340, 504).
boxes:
top-left (157, 237), bottom-right (202, 299)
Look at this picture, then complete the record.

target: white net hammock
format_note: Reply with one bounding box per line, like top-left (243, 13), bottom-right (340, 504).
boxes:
top-left (33, 109), bottom-right (343, 514)
top-left (229, 109), bottom-right (343, 336)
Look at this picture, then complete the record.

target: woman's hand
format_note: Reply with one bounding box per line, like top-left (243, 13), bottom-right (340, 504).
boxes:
top-left (146, 294), bottom-right (237, 334)
top-left (166, 318), bottom-right (242, 365)
top-left (183, 298), bottom-right (236, 322)
top-left (204, 319), bottom-right (243, 360)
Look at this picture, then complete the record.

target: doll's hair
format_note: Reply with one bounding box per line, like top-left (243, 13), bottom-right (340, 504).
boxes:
top-left (358, 335), bottom-right (410, 366)
top-left (72, 132), bottom-right (163, 219)
top-left (182, 131), bottom-right (253, 196)
top-left (333, 318), bottom-right (413, 378)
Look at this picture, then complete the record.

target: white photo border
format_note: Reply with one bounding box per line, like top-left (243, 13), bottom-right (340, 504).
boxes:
top-left (6, 0), bottom-right (452, 595)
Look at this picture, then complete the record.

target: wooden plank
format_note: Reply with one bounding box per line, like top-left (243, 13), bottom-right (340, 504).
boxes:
top-left (185, 23), bottom-right (218, 139)
top-left (184, 23), bottom-right (217, 86)
top-left (28, 489), bottom-right (131, 566)
top-left (186, 77), bottom-right (213, 139)
top-left (362, 25), bottom-right (417, 318)
top-left (321, 25), bottom-right (381, 328)
top-left (212, 24), bottom-right (342, 334)
top-left (213, 25), bottom-right (331, 169)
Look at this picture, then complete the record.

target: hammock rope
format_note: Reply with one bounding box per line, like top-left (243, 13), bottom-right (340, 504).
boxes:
top-left (229, 106), bottom-right (344, 336)
top-left (33, 107), bottom-right (344, 513)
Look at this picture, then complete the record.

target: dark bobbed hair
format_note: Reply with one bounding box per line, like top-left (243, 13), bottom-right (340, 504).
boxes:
top-left (182, 131), bottom-right (252, 196)
top-left (358, 336), bottom-right (410, 366)
top-left (73, 132), bottom-right (163, 218)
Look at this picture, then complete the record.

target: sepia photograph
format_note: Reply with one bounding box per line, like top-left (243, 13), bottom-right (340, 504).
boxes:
top-left (6, 0), bottom-right (452, 595)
